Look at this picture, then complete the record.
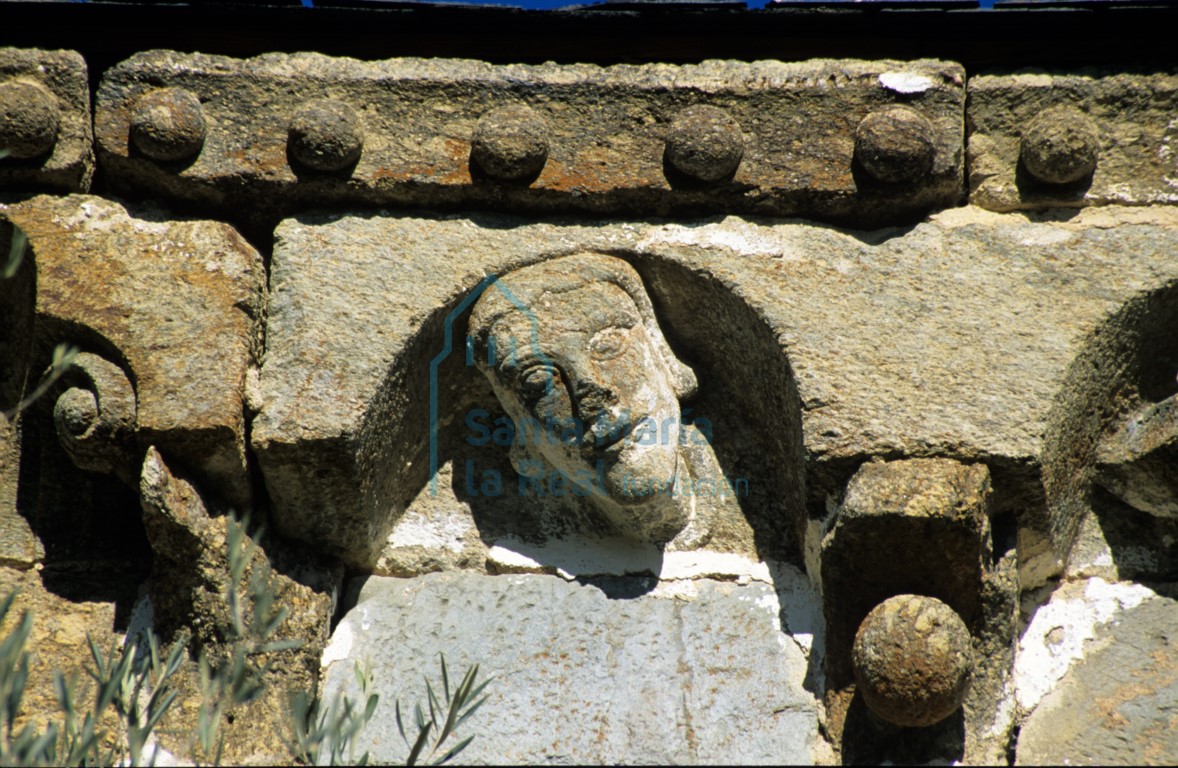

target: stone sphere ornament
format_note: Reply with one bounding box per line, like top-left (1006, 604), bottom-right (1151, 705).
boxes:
top-left (852, 594), bottom-right (973, 728)
top-left (54, 387), bottom-right (98, 437)
top-left (664, 105), bottom-right (744, 182)
top-left (288, 98), bottom-right (365, 172)
top-left (129, 87), bottom-right (207, 162)
top-left (854, 105), bottom-right (937, 184)
top-left (0, 78), bottom-right (61, 159)
top-left (1020, 106), bottom-right (1100, 185)
top-left (470, 105), bottom-right (550, 181)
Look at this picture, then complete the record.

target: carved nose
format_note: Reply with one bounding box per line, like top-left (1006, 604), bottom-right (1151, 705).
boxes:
top-left (572, 381), bottom-right (622, 444)
top-left (573, 380), bottom-right (618, 419)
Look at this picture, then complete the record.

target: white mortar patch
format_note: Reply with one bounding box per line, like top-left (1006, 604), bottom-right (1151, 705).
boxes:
top-left (321, 619), bottom-right (354, 669)
top-left (878, 71), bottom-right (934, 94)
top-left (636, 219), bottom-right (802, 259)
top-left (487, 535), bottom-right (775, 584)
top-left (661, 550), bottom-right (773, 582)
top-left (1014, 577), bottom-right (1155, 713)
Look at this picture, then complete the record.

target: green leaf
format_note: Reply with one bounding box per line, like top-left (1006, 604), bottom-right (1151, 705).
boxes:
top-left (405, 720), bottom-right (433, 767)
top-left (434, 734), bottom-right (475, 766)
top-left (2, 226), bottom-right (26, 279)
top-left (395, 699), bottom-right (407, 743)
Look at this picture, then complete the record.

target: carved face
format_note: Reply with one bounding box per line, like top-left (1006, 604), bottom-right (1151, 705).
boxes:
top-left (480, 280), bottom-right (682, 506)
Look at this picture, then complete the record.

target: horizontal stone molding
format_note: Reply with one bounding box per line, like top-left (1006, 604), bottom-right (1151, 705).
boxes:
top-left (0, 47), bottom-right (94, 193)
top-left (95, 52), bottom-right (965, 227)
top-left (968, 70), bottom-right (1178, 211)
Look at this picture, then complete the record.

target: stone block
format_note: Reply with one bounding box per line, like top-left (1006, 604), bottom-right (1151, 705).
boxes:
top-left (821, 458), bottom-right (991, 689)
top-left (968, 70), bottom-right (1178, 211)
top-left (95, 52), bottom-right (965, 228)
top-left (252, 206), bottom-right (1178, 570)
top-left (1094, 393), bottom-right (1178, 518)
top-left (1, 195), bottom-right (265, 510)
top-left (0, 48), bottom-right (93, 193)
top-left (1016, 588), bottom-right (1178, 765)
top-left (320, 571), bottom-right (822, 764)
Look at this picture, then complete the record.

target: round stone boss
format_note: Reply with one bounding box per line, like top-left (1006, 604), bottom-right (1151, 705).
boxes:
top-left (664, 105), bottom-right (744, 182)
top-left (852, 593), bottom-right (973, 728)
top-left (854, 105), bottom-right (937, 184)
top-left (0, 78), bottom-right (61, 160)
top-left (129, 87), bottom-right (207, 162)
top-left (54, 387), bottom-right (98, 437)
top-left (470, 104), bottom-right (550, 181)
top-left (288, 98), bottom-right (365, 172)
top-left (1020, 106), bottom-right (1100, 185)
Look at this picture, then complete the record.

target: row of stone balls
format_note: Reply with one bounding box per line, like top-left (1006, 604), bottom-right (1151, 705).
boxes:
top-left (124, 89), bottom-right (947, 185)
top-left (1, 78), bottom-right (1099, 187)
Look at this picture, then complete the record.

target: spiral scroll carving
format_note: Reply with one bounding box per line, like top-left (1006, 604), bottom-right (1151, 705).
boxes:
top-left (52, 351), bottom-right (137, 477)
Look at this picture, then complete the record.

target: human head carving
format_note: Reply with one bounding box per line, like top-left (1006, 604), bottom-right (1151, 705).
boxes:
top-left (468, 253), bottom-right (698, 542)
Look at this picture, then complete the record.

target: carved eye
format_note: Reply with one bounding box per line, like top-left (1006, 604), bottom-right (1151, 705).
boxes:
top-left (519, 364), bottom-right (559, 397)
top-left (589, 327), bottom-right (630, 361)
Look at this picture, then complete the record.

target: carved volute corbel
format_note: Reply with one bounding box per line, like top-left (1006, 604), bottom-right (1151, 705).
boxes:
top-left (52, 351), bottom-right (137, 483)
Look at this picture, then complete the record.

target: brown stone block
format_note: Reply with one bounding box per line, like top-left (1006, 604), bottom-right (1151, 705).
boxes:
top-left (95, 52), bottom-right (964, 228)
top-left (0, 48), bottom-right (93, 193)
top-left (1, 195), bottom-right (265, 510)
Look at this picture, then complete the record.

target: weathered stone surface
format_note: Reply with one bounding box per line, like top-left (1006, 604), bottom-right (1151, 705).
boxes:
top-left (287, 98), bottom-right (363, 173)
top-left (820, 459), bottom-right (993, 760)
top-left (0, 48), bottom-right (93, 192)
top-left (1040, 233), bottom-right (1178, 588)
top-left (1019, 106), bottom-right (1100, 186)
top-left (968, 71), bottom-right (1178, 211)
top-left (52, 352), bottom-right (138, 482)
top-left (0, 220), bottom-right (37, 568)
top-left (854, 105), bottom-right (937, 184)
top-left (966, 549), bottom-right (1019, 764)
top-left (137, 446), bottom-right (344, 765)
top-left (0, 79), bottom-right (59, 160)
top-left (1093, 392), bottom-right (1178, 518)
top-left (1, 195), bottom-right (266, 510)
top-left (852, 594), bottom-right (973, 727)
top-left (0, 567), bottom-right (125, 739)
top-left (470, 104), bottom-right (549, 182)
top-left (665, 104), bottom-right (744, 182)
top-left (253, 206), bottom-right (1178, 571)
top-left (1016, 590), bottom-right (1178, 766)
top-left (821, 459), bottom-right (990, 688)
top-left (129, 87), bottom-right (207, 163)
top-left (321, 570), bottom-right (822, 764)
top-left (466, 253), bottom-right (723, 547)
top-left (96, 52), bottom-right (964, 228)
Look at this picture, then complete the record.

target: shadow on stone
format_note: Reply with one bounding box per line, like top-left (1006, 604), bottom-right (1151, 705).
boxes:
top-left (841, 690), bottom-right (965, 765)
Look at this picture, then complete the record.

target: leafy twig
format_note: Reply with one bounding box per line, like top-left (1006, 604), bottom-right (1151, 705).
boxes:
top-left (396, 655), bottom-right (490, 766)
